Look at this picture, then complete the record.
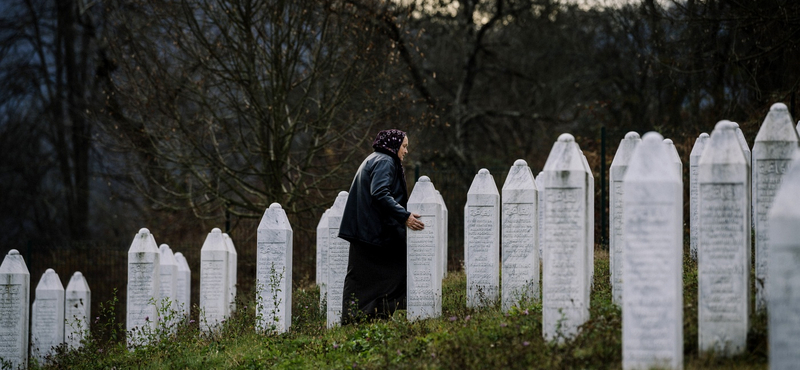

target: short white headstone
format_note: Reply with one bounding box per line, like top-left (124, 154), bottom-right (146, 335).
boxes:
top-left (536, 171), bottom-right (545, 260)
top-left (257, 203), bottom-right (293, 333)
top-left (465, 168), bottom-right (500, 308)
top-left (127, 228), bottom-right (160, 346)
top-left (32, 269), bottom-right (64, 364)
top-left (199, 228), bottom-right (229, 332)
top-left (158, 244), bottom-right (178, 318)
top-left (753, 103), bottom-right (800, 313)
top-left (609, 131), bottom-right (641, 305)
top-left (65, 271), bottom-right (91, 350)
top-left (0, 250), bottom-right (29, 369)
top-left (223, 233), bottom-right (238, 314)
top-left (501, 159), bottom-right (539, 311)
top-left (316, 209), bottom-right (330, 307)
top-left (541, 133), bottom-right (591, 341)
top-left (622, 132), bottom-right (683, 370)
top-left (690, 132), bottom-right (710, 259)
top-left (767, 151), bottom-right (800, 370)
top-left (663, 138), bottom-right (683, 181)
top-left (173, 252), bottom-right (191, 321)
top-left (436, 190), bottom-right (449, 279)
top-left (326, 191), bottom-right (349, 328)
top-left (698, 120), bottom-right (751, 356)
top-left (407, 176), bottom-right (442, 320)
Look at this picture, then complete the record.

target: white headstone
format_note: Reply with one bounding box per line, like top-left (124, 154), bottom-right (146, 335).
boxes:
top-left (536, 171), bottom-right (545, 260)
top-left (767, 152), bottom-right (800, 370)
top-left (797, 120), bottom-right (800, 137)
top-left (31, 269), bottom-right (64, 364)
top-left (65, 271), bottom-right (91, 350)
top-left (316, 209), bottom-right (330, 307)
top-left (158, 244), bottom-right (178, 318)
top-left (501, 159), bottom-right (539, 312)
top-left (690, 132), bottom-right (710, 259)
top-left (663, 138), bottom-right (683, 182)
top-left (609, 131), bottom-right (641, 305)
top-left (580, 151), bottom-right (595, 300)
top-left (0, 250), bottom-right (29, 369)
top-left (223, 233), bottom-right (238, 314)
top-left (541, 133), bottom-right (591, 341)
top-left (199, 228), bottom-right (229, 332)
top-left (173, 252), bottom-right (191, 321)
top-left (257, 203), bottom-right (293, 333)
top-left (733, 122), bottom-right (752, 164)
top-left (621, 132), bottom-right (683, 370)
top-left (465, 168), bottom-right (500, 308)
top-left (407, 176), bottom-right (442, 320)
top-left (698, 120), bottom-right (751, 356)
top-left (127, 228), bottom-right (160, 346)
top-left (326, 191), bottom-right (349, 328)
top-left (436, 190), bottom-right (449, 279)
top-left (753, 103), bottom-right (800, 313)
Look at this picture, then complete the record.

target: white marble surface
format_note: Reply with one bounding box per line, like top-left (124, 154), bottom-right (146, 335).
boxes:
top-left (31, 268), bottom-right (64, 364)
top-left (501, 159), bottom-right (539, 312)
top-left (173, 252), bottom-right (191, 320)
top-left (690, 132), bottom-right (710, 259)
top-left (407, 176), bottom-right (442, 321)
top-left (257, 203), bottom-right (293, 333)
top-left (127, 228), bottom-right (160, 346)
top-left (465, 168), bottom-right (500, 308)
top-left (223, 233), bottom-right (238, 314)
top-left (326, 191), bottom-right (349, 328)
top-left (199, 228), bottom-right (229, 332)
top-left (0, 249), bottom-right (29, 369)
top-left (609, 131), bottom-right (640, 306)
top-left (65, 271), bottom-right (90, 349)
top-left (158, 244), bottom-right (178, 316)
top-left (622, 132), bottom-right (683, 370)
top-left (316, 209), bottom-right (329, 307)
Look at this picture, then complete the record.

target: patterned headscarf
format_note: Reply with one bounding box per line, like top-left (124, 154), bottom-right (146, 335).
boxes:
top-left (372, 129), bottom-right (408, 197)
top-left (372, 129), bottom-right (406, 156)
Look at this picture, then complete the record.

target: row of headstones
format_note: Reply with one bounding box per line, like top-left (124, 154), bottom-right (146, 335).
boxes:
top-left (126, 227), bottom-right (237, 347)
top-left (608, 103), bottom-right (800, 370)
top-left (0, 252), bottom-right (91, 369)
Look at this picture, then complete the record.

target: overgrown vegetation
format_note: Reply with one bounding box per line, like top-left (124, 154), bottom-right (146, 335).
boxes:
top-left (35, 251), bottom-right (767, 369)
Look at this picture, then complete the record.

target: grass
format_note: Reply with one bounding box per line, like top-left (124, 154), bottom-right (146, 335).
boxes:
top-left (34, 249), bottom-right (768, 370)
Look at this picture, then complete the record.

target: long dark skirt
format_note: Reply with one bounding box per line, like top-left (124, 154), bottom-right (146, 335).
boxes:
top-left (341, 239), bottom-right (406, 324)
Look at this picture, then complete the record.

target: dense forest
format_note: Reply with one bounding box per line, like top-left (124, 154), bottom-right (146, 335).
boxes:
top-left (1, 0), bottom-right (799, 280)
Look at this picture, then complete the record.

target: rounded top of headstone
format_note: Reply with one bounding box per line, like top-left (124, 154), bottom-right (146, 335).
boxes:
top-left (139, 228), bottom-right (150, 234)
top-left (731, 121), bottom-right (740, 128)
top-left (174, 252), bottom-right (183, 257)
top-left (557, 133), bottom-right (575, 142)
top-left (663, 138), bottom-right (674, 145)
top-left (714, 120), bottom-right (737, 131)
top-left (338, 191), bottom-right (348, 196)
top-left (73, 271), bottom-right (83, 277)
top-left (159, 244), bottom-right (170, 250)
top-left (699, 132), bottom-right (709, 139)
top-left (418, 176), bottom-right (431, 182)
top-left (269, 203), bottom-right (282, 209)
top-left (478, 168), bottom-right (489, 175)
top-left (642, 131), bottom-right (664, 143)
top-left (513, 159), bottom-right (527, 166)
top-left (770, 102), bottom-right (788, 112)
top-left (8, 249), bottom-right (19, 255)
top-left (45, 268), bottom-right (55, 273)
top-left (211, 227), bottom-right (222, 234)
top-left (624, 131), bottom-right (640, 140)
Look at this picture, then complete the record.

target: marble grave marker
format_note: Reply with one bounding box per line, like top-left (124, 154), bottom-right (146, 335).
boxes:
top-left (257, 203), bottom-right (293, 333)
top-left (609, 131), bottom-right (641, 305)
top-left (465, 168), bottom-right (500, 308)
top-left (407, 176), bottom-right (442, 320)
top-left (501, 159), bottom-right (539, 311)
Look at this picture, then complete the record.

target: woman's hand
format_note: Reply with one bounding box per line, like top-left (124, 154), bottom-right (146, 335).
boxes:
top-left (406, 213), bottom-right (425, 231)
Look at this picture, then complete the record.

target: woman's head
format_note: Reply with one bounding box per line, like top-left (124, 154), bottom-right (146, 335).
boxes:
top-left (372, 129), bottom-right (409, 161)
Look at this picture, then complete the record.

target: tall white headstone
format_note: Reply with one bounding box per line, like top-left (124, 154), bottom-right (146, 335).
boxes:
top-left (31, 268), bottom-right (65, 364)
top-left (501, 159), bottom-right (539, 311)
top-left (465, 168), bottom-right (500, 308)
top-left (541, 133), bottom-right (591, 341)
top-left (663, 138), bottom-right (683, 182)
top-left (767, 152), bottom-right (800, 370)
top-left (127, 228), bottom-right (160, 346)
top-left (65, 271), bottom-right (91, 350)
top-left (257, 203), bottom-right (293, 333)
top-left (158, 244), bottom-right (178, 317)
top-left (436, 190), bottom-right (449, 279)
top-left (0, 250), bottom-right (29, 369)
top-left (173, 252), bottom-right (191, 321)
top-left (622, 132), bottom-right (683, 370)
top-left (326, 191), bottom-right (349, 328)
top-left (698, 120), bottom-right (751, 356)
top-left (316, 209), bottom-right (330, 307)
top-left (609, 131), bottom-right (641, 305)
top-left (223, 233), bottom-right (238, 314)
top-left (536, 171), bottom-right (545, 260)
top-left (407, 176), bottom-right (442, 320)
top-left (753, 103), bottom-right (800, 313)
top-left (199, 228), bottom-right (229, 332)
top-left (690, 132), bottom-right (710, 259)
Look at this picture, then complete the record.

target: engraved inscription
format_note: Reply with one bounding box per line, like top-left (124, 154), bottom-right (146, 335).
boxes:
top-left (201, 259), bottom-right (226, 319)
top-left (0, 284), bottom-right (22, 360)
top-left (128, 262), bottom-right (155, 325)
top-left (502, 203), bottom-right (536, 290)
top-left (408, 216), bottom-right (437, 309)
top-left (544, 188), bottom-right (584, 307)
top-left (467, 205), bottom-right (496, 296)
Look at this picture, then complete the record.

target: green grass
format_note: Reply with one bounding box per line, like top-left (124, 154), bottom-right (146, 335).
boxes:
top-left (37, 250), bottom-right (768, 369)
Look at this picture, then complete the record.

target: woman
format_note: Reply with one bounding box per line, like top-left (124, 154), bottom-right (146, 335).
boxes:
top-left (338, 129), bottom-right (424, 323)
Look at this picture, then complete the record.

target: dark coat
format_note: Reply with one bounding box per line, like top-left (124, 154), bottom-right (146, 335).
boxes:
top-left (338, 151), bottom-right (410, 322)
top-left (338, 152), bottom-right (410, 246)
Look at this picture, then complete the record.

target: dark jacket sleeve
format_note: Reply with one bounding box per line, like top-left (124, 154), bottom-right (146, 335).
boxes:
top-left (370, 159), bottom-right (411, 224)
